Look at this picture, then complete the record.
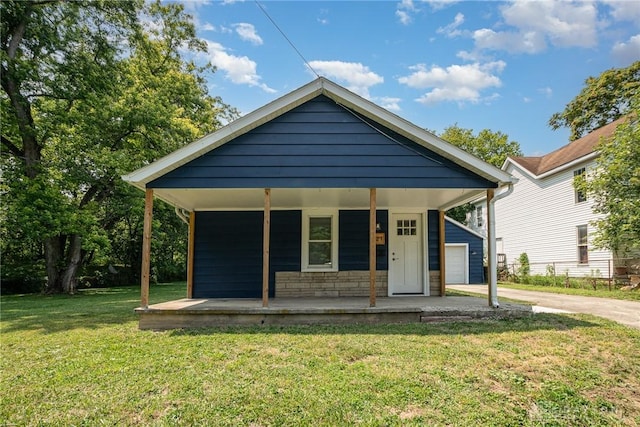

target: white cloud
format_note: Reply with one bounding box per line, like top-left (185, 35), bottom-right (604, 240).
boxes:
top-left (612, 34), bottom-right (640, 65)
top-left (398, 61), bottom-right (505, 105)
top-left (437, 12), bottom-right (465, 37)
top-left (473, 28), bottom-right (546, 54)
top-left (538, 87), bottom-right (553, 98)
top-left (472, 1), bottom-right (599, 54)
top-left (396, 0), bottom-right (417, 25)
top-left (203, 40), bottom-right (276, 93)
top-left (456, 50), bottom-right (483, 61)
top-left (307, 60), bottom-right (384, 98)
top-left (604, 0), bottom-right (640, 25)
top-left (233, 23), bottom-right (263, 45)
top-left (501, 1), bottom-right (598, 48)
top-left (201, 22), bottom-right (215, 32)
top-left (423, 0), bottom-right (460, 11)
top-left (378, 96), bottom-right (402, 112)
top-left (396, 10), bottom-right (412, 25)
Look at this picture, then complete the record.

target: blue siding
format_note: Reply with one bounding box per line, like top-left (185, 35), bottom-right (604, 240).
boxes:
top-left (339, 210), bottom-right (388, 271)
top-left (193, 211), bottom-right (263, 298)
top-left (149, 96), bottom-right (496, 189)
top-left (270, 210), bottom-right (302, 292)
top-left (192, 210), bottom-right (390, 298)
top-left (445, 220), bottom-right (485, 284)
top-left (427, 210), bottom-right (440, 271)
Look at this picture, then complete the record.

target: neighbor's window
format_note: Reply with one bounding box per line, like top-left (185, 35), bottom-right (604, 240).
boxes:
top-left (302, 211), bottom-right (338, 271)
top-left (577, 225), bottom-right (588, 264)
top-left (573, 168), bottom-right (587, 203)
top-left (476, 206), bottom-right (484, 227)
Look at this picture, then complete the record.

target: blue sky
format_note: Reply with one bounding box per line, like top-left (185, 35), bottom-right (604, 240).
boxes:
top-left (179, 0), bottom-right (639, 156)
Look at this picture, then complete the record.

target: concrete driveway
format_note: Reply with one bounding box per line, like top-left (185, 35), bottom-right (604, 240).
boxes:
top-left (448, 285), bottom-right (640, 329)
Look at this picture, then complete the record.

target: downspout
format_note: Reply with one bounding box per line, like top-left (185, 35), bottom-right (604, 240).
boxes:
top-left (488, 182), bottom-right (514, 308)
top-left (175, 207), bottom-right (190, 225)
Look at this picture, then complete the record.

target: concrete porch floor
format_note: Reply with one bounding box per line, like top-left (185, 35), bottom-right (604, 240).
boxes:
top-left (136, 296), bottom-right (533, 330)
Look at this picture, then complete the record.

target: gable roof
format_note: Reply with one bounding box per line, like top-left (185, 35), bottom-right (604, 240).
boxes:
top-left (506, 115), bottom-right (627, 178)
top-left (123, 77), bottom-right (512, 190)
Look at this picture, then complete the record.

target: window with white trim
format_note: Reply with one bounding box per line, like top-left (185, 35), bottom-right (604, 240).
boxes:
top-left (573, 168), bottom-right (587, 203)
top-left (302, 211), bottom-right (338, 271)
top-left (476, 206), bottom-right (484, 227)
top-left (577, 225), bottom-right (588, 264)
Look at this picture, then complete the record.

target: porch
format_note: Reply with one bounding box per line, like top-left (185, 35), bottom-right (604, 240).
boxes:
top-left (135, 295), bottom-right (532, 330)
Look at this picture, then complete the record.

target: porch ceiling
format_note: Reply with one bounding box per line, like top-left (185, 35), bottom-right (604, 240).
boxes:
top-left (152, 187), bottom-right (486, 211)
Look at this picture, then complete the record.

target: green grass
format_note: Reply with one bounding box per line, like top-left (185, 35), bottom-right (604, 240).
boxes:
top-left (2, 283), bottom-right (640, 426)
top-left (499, 282), bottom-right (640, 302)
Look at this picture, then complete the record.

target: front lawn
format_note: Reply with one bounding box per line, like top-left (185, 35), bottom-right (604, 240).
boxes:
top-left (499, 282), bottom-right (640, 302)
top-left (2, 283), bottom-right (639, 426)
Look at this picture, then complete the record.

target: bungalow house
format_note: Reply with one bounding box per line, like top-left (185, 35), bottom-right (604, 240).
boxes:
top-left (467, 117), bottom-right (629, 278)
top-left (123, 77), bottom-right (512, 318)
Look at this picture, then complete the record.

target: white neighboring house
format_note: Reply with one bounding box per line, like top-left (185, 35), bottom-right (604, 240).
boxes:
top-left (468, 117), bottom-right (628, 279)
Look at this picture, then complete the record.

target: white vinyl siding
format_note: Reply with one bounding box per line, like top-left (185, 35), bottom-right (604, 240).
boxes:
top-left (493, 161), bottom-right (612, 278)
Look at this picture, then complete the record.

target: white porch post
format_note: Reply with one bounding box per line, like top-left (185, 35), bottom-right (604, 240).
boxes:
top-left (486, 188), bottom-right (497, 307)
top-left (187, 211), bottom-right (195, 299)
top-left (439, 210), bottom-right (446, 296)
top-left (369, 188), bottom-right (377, 307)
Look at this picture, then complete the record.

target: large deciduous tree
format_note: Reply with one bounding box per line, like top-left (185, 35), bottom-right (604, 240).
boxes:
top-left (549, 61), bottom-right (640, 141)
top-left (1, 0), bottom-right (237, 293)
top-left (438, 125), bottom-right (522, 223)
top-left (575, 103), bottom-right (640, 256)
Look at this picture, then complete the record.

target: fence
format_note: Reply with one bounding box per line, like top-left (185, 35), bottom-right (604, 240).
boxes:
top-left (498, 257), bottom-right (639, 289)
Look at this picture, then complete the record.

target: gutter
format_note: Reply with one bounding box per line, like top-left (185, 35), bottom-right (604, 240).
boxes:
top-left (487, 181), bottom-right (515, 308)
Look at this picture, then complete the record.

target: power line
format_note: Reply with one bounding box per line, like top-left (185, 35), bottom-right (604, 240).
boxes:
top-left (254, 0), bottom-right (319, 79)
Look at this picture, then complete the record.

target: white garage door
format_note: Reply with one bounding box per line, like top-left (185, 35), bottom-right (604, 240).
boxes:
top-left (445, 244), bottom-right (468, 284)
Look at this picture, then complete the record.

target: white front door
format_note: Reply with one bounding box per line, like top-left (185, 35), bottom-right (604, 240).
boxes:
top-left (389, 214), bottom-right (423, 295)
top-left (445, 244), bottom-right (468, 284)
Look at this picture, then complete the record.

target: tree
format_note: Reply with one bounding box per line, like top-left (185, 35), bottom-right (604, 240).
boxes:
top-left (549, 61), bottom-right (640, 141)
top-left (439, 125), bottom-right (522, 223)
top-left (575, 103), bottom-right (640, 256)
top-left (1, 1), bottom-right (238, 293)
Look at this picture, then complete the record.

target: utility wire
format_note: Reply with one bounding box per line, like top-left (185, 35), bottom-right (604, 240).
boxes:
top-left (254, 0), bottom-right (320, 78)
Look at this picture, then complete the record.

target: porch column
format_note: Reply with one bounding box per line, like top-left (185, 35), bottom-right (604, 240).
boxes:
top-left (186, 211), bottom-right (195, 299)
top-left (369, 188), bottom-right (377, 307)
top-left (262, 188), bottom-right (271, 307)
top-left (486, 188), bottom-right (496, 306)
top-left (439, 210), bottom-right (446, 296)
top-left (141, 188), bottom-right (154, 308)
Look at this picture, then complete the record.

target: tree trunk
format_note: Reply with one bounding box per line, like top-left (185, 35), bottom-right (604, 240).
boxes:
top-left (61, 234), bottom-right (82, 294)
top-left (44, 236), bottom-right (63, 294)
top-left (43, 234), bottom-right (82, 294)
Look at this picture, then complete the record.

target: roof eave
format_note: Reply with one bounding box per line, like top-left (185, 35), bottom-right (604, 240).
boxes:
top-left (507, 152), bottom-right (599, 180)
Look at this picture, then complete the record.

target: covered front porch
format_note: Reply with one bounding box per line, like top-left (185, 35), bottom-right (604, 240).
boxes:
top-left (136, 294), bottom-right (532, 330)
top-left (123, 77), bottom-right (515, 329)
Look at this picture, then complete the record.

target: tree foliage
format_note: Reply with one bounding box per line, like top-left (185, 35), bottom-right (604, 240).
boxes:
top-left (439, 125), bottom-right (522, 223)
top-left (549, 61), bottom-right (640, 141)
top-left (1, 0), bottom-right (238, 293)
top-left (575, 103), bottom-right (640, 254)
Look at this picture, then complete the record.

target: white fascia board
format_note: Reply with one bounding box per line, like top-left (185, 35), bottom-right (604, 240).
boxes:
top-left (445, 216), bottom-right (486, 240)
top-left (507, 152), bottom-right (599, 181)
top-left (321, 80), bottom-right (513, 186)
top-left (535, 152), bottom-right (599, 179)
top-left (122, 78), bottom-right (325, 187)
top-left (437, 189), bottom-right (487, 211)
